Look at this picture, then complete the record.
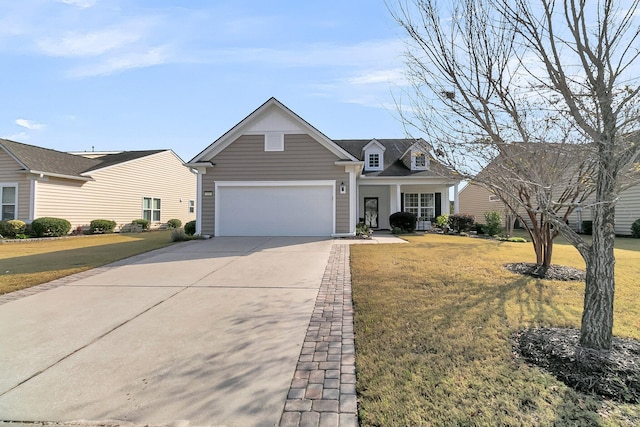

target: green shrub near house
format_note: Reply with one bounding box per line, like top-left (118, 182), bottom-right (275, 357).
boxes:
top-left (632, 219), bottom-right (640, 238)
top-left (582, 220), bottom-right (593, 235)
top-left (167, 219), bottom-right (182, 229)
top-left (89, 219), bottom-right (117, 234)
top-left (184, 220), bottom-right (196, 236)
top-left (31, 217), bottom-right (72, 237)
top-left (0, 219), bottom-right (26, 238)
top-left (483, 211), bottom-right (503, 236)
top-left (390, 212), bottom-right (417, 232)
top-left (449, 212), bottom-right (475, 232)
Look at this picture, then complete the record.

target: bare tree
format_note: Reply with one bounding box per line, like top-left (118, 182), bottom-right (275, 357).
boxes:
top-left (391, 0), bottom-right (640, 350)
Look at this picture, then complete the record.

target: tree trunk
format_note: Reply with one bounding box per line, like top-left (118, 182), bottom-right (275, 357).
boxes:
top-left (579, 152), bottom-right (617, 350)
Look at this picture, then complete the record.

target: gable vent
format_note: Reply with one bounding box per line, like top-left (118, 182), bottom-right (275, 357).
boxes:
top-left (265, 132), bottom-right (285, 151)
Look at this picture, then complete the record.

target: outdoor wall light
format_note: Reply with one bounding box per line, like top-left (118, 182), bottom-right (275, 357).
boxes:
top-left (339, 182), bottom-right (346, 194)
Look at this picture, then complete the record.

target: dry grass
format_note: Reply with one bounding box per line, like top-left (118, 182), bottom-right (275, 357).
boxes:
top-left (351, 234), bottom-right (640, 426)
top-left (0, 231), bottom-right (176, 295)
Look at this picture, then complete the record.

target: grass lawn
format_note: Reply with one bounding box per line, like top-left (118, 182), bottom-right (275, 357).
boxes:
top-left (351, 234), bottom-right (640, 426)
top-left (0, 231), bottom-right (176, 295)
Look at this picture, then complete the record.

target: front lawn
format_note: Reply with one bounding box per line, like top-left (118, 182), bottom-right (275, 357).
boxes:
top-left (0, 231), bottom-right (176, 295)
top-left (351, 234), bottom-right (640, 426)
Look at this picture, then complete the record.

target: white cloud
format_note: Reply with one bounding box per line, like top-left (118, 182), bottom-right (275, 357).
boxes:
top-left (16, 119), bottom-right (45, 130)
top-left (68, 46), bottom-right (170, 77)
top-left (3, 131), bottom-right (30, 141)
top-left (58, 0), bottom-right (96, 8)
top-left (348, 68), bottom-right (407, 86)
top-left (37, 26), bottom-right (143, 57)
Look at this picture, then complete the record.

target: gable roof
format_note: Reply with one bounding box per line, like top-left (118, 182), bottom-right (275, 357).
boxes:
top-left (334, 139), bottom-right (456, 178)
top-left (0, 138), bottom-right (168, 180)
top-left (187, 97), bottom-right (358, 164)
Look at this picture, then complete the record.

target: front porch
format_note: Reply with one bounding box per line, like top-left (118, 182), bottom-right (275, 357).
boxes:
top-left (357, 182), bottom-right (460, 230)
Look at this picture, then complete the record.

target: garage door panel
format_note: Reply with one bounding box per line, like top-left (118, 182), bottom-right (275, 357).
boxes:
top-left (217, 184), bottom-right (334, 236)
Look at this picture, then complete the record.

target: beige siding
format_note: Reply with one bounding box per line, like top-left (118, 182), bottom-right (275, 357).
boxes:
top-left (0, 149), bottom-right (32, 222)
top-left (200, 134), bottom-right (350, 235)
top-left (616, 183), bottom-right (640, 235)
top-left (458, 183), bottom-right (504, 223)
top-left (35, 151), bottom-right (196, 229)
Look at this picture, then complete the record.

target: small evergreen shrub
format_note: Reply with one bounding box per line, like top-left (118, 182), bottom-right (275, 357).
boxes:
top-left (90, 219), bottom-right (117, 234)
top-left (184, 220), bottom-right (196, 235)
top-left (582, 220), bottom-right (593, 235)
top-left (0, 219), bottom-right (26, 238)
top-left (631, 219), bottom-right (640, 238)
top-left (435, 214), bottom-right (449, 228)
top-left (472, 223), bottom-right (485, 234)
top-left (132, 219), bottom-right (150, 230)
top-left (390, 212), bottom-right (417, 232)
top-left (483, 211), bottom-right (503, 236)
top-left (449, 213), bottom-right (475, 233)
top-left (167, 219), bottom-right (182, 229)
top-left (31, 217), bottom-right (72, 237)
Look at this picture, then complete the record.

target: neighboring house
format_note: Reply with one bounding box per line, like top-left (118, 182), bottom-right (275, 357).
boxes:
top-left (459, 181), bottom-right (640, 236)
top-left (0, 139), bottom-right (196, 230)
top-left (185, 97), bottom-right (461, 237)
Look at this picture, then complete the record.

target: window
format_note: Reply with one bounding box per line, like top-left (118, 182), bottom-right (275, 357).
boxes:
top-left (415, 154), bottom-right (426, 167)
top-left (404, 193), bottom-right (435, 220)
top-left (143, 197), bottom-right (161, 222)
top-left (189, 199), bottom-right (195, 213)
top-left (489, 194), bottom-right (501, 202)
top-left (1, 184), bottom-right (17, 221)
top-left (368, 153), bottom-right (380, 169)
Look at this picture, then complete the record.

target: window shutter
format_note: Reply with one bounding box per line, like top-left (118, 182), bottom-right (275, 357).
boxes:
top-left (400, 193), bottom-right (404, 211)
top-left (435, 192), bottom-right (442, 217)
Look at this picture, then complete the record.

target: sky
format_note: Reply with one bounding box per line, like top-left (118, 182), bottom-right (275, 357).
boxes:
top-left (0, 0), bottom-right (411, 162)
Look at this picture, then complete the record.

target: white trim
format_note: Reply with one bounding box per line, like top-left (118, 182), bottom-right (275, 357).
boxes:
top-left (214, 180), bottom-right (336, 236)
top-left (264, 132), bottom-right (285, 151)
top-left (188, 98), bottom-right (358, 163)
top-left (30, 178), bottom-right (36, 221)
top-left (0, 182), bottom-right (18, 221)
top-left (454, 183), bottom-right (460, 214)
top-left (195, 168), bottom-right (205, 235)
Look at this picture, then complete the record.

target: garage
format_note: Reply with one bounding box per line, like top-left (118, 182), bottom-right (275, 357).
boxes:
top-left (215, 181), bottom-right (335, 236)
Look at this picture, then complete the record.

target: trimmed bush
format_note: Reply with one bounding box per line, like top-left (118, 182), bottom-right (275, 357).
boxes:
top-left (171, 228), bottom-right (188, 242)
top-left (435, 214), bottom-right (449, 228)
top-left (184, 220), bottom-right (196, 236)
top-left (582, 220), bottom-right (593, 235)
top-left (631, 219), bottom-right (640, 238)
top-left (449, 213), bottom-right (475, 233)
top-left (167, 218), bottom-right (182, 229)
top-left (0, 219), bottom-right (26, 238)
top-left (132, 218), bottom-right (150, 230)
top-left (90, 219), bottom-right (117, 234)
top-left (483, 211), bottom-right (503, 236)
top-left (390, 212), bottom-right (417, 232)
top-left (31, 217), bottom-right (72, 237)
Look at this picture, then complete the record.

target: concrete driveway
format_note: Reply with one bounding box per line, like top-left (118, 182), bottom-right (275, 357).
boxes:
top-left (0, 237), bottom-right (335, 426)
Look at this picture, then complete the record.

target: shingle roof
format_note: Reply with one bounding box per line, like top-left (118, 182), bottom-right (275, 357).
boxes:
top-left (333, 139), bottom-right (457, 178)
top-left (0, 139), bottom-right (166, 178)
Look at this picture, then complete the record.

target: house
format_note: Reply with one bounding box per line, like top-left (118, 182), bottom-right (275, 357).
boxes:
top-left (459, 178), bottom-right (640, 236)
top-left (185, 97), bottom-right (461, 237)
top-left (0, 139), bottom-right (197, 231)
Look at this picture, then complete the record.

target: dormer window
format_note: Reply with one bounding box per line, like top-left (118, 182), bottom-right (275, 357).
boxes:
top-left (368, 153), bottom-right (380, 169)
top-left (411, 152), bottom-right (429, 170)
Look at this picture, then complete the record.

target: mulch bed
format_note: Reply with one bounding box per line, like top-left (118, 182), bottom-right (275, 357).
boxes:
top-left (504, 262), bottom-right (586, 281)
top-left (512, 328), bottom-right (640, 403)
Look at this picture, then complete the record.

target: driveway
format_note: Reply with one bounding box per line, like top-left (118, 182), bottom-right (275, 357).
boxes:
top-left (0, 237), bottom-right (335, 426)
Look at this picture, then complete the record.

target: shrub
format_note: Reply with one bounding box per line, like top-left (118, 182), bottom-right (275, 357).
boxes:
top-left (171, 228), bottom-right (188, 242)
top-left (483, 211), bottom-right (503, 236)
top-left (435, 214), bottom-right (449, 228)
top-left (582, 220), bottom-right (593, 235)
top-left (390, 212), bottom-right (417, 232)
top-left (631, 219), bottom-right (640, 238)
top-left (89, 219), bottom-right (117, 234)
top-left (132, 218), bottom-right (150, 230)
top-left (449, 213), bottom-right (475, 233)
top-left (184, 220), bottom-right (196, 235)
top-left (31, 217), bottom-right (72, 237)
top-left (167, 218), bottom-right (182, 229)
top-left (0, 219), bottom-right (26, 238)
top-left (472, 223), bottom-right (485, 234)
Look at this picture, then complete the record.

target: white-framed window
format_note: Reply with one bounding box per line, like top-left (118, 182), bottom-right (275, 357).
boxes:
top-left (412, 152), bottom-right (429, 170)
top-left (189, 199), bottom-right (195, 213)
top-left (143, 197), bottom-right (161, 222)
top-left (368, 153), bottom-right (380, 169)
top-left (404, 193), bottom-right (435, 220)
top-left (1, 183), bottom-right (17, 221)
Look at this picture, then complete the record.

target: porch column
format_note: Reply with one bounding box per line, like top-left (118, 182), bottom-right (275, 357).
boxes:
top-left (195, 167), bottom-right (206, 235)
top-left (349, 168), bottom-right (357, 233)
top-left (394, 184), bottom-right (401, 213)
top-left (453, 183), bottom-right (460, 214)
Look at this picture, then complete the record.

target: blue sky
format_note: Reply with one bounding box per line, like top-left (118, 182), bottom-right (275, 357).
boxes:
top-left (0, 0), bottom-right (410, 162)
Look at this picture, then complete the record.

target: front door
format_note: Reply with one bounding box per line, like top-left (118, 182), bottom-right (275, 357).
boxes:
top-left (364, 197), bottom-right (378, 228)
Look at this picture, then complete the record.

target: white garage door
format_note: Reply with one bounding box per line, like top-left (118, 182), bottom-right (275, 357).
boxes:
top-left (216, 182), bottom-right (334, 236)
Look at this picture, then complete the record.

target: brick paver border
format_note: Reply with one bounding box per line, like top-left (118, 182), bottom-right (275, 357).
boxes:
top-left (279, 243), bottom-right (358, 427)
